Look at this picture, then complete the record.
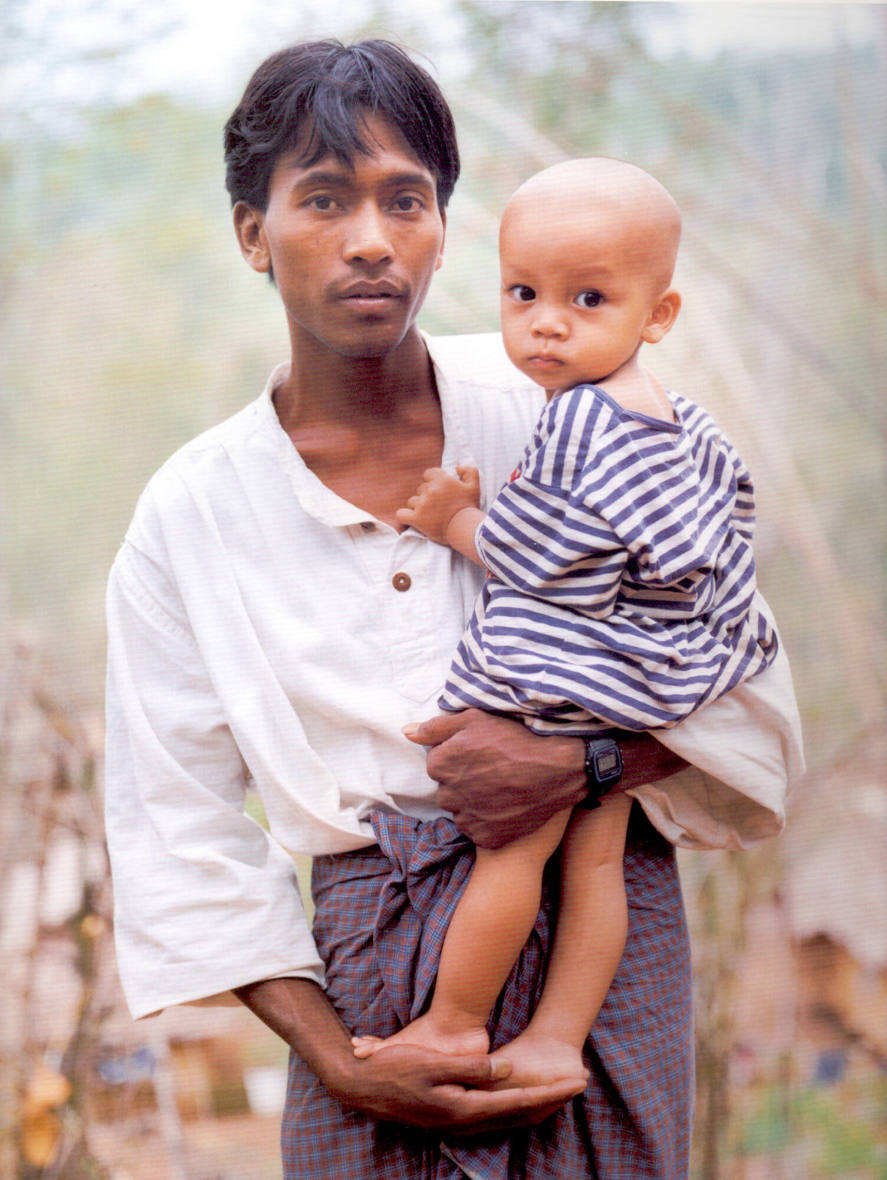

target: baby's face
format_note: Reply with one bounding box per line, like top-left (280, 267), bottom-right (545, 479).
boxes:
top-left (499, 195), bottom-right (669, 397)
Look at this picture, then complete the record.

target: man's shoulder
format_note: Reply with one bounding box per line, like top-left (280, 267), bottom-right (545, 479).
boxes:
top-left (128, 396), bottom-right (270, 543)
top-left (153, 393), bottom-right (270, 488)
top-left (425, 332), bottom-right (542, 441)
top-left (425, 332), bottom-right (536, 394)
top-left (425, 333), bottom-right (543, 485)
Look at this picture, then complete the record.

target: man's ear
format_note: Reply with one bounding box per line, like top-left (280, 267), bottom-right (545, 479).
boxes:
top-left (434, 207), bottom-right (447, 273)
top-left (233, 201), bottom-right (271, 274)
top-left (642, 289), bottom-right (681, 344)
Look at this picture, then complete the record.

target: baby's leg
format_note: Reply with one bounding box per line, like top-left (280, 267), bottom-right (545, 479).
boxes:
top-left (489, 791), bottom-right (632, 1088)
top-left (352, 807), bottom-right (571, 1059)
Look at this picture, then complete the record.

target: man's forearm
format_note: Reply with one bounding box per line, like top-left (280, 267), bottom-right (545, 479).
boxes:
top-left (618, 728), bottom-right (689, 792)
top-left (233, 977), bottom-right (356, 1098)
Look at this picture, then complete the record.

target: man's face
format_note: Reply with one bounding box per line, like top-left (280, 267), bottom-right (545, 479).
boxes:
top-left (239, 114), bottom-right (446, 360)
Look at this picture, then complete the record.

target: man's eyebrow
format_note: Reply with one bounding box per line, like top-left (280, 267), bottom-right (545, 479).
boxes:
top-left (287, 166), bottom-right (435, 191)
top-left (383, 171), bottom-right (437, 190)
top-left (288, 169), bottom-right (352, 188)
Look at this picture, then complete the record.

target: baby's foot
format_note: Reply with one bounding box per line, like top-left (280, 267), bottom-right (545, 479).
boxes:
top-left (352, 1012), bottom-right (489, 1059)
top-left (488, 1032), bottom-right (589, 1090)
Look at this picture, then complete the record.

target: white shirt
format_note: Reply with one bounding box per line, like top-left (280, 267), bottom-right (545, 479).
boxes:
top-left (105, 333), bottom-right (805, 1019)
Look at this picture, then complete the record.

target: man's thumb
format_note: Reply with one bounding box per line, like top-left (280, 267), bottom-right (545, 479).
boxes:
top-left (402, 722), bottom-right (425, 744)
top-left (402, 712), bottom-right (468, 746)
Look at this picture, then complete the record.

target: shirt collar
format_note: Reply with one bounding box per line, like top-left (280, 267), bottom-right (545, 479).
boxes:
top-left (254, 334), bottom-right (470, 529)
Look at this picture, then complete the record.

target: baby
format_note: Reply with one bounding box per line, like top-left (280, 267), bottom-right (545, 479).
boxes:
top-left (352, 158), bottom-right (778, 1087)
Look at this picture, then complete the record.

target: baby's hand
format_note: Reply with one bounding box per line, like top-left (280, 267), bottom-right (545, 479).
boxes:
top-left (396, 465), bottom-right (480, 545)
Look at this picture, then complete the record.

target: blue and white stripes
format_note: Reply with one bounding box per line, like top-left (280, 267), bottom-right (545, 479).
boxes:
top-left (440, 383), bottom-right (778, 733)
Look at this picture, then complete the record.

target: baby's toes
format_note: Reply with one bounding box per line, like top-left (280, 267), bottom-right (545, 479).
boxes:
top-left (351, 1035), bottom-right (385, 1059)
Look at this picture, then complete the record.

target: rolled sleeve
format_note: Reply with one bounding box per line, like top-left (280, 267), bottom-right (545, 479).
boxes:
top-left (105, 544), bottom-right (324, 1019)
top-left (628, 610), bottom-right (805, 850)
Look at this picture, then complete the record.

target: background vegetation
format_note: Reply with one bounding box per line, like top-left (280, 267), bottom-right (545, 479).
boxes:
top-left (2, 2), bottom-right (885, 1176)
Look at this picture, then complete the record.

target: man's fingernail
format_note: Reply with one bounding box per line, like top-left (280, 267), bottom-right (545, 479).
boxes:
top-left (490, 1057), bottom-right (510, 1079)
top-left (402, 724), bottom-right (418, 738)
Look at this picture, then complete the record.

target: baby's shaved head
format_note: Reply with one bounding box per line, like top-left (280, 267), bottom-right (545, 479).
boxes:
top-left (502, 158), bottom-right (682, 294)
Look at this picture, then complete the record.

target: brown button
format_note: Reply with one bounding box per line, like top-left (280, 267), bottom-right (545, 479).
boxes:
top-left (392, 572), bottom-right (412, 592)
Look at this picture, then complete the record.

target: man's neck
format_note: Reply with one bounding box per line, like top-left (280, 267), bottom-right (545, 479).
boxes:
top-left (271, 327), bottom-right (446, 529)
top-left (273, 327), bottom-right (436, 437)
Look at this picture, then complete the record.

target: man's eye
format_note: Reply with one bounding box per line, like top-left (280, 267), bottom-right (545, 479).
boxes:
top-left (307, 195), bottom-right (337, 211)
top-left (509, 285), bottom-right (536, 303)
top-left (392, 195), bottom-right (423, 212)
top-left (575, 290), bottom-right (604, 308)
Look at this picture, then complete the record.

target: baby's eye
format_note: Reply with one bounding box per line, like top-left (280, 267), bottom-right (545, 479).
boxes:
top-left (575, 290), bottom-right (604, 308)
top-left (508, 285), bottom-right (536, 303)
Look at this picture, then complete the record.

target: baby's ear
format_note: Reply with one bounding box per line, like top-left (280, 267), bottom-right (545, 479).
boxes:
top-left (642, 289), bottom-right (681, 344)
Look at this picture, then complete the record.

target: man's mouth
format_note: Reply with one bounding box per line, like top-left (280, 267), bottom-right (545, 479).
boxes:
top-left (338, 280), bottom-right (405, 305)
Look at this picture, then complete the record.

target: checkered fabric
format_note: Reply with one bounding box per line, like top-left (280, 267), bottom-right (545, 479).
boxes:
top-left (281, 806), bottom-right (693, 1179)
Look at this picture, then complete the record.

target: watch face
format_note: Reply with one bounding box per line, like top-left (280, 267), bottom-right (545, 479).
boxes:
top-left (582, 739), bottom-right (622, 808)
top-left (595, 749), bottom-right (621, 779)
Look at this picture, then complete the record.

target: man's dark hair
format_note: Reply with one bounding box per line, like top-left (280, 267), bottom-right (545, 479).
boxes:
top-left (224, 39), bottom-right (460, 212)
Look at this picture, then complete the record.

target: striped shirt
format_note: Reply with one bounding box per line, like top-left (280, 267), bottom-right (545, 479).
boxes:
top-left (441, 382), bottom-right (778, 733)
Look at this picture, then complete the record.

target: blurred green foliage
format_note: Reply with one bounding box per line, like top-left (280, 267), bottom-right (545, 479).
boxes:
top-left (736, 1078), bottom-right (887, 1179)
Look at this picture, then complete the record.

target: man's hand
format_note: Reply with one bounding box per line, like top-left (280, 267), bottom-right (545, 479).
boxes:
top-left (405, 710), bottom-right (585, 847)
top-left (405, 710), bottom-right (688, 849)
top-left (234, 977), bottom-right (583, 1135)
top-left (333, 1043), bottom-right (585, 1133)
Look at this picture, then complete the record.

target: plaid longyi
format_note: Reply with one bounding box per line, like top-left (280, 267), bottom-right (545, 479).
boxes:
top-left (281, 805), bottom-right (693, 1179)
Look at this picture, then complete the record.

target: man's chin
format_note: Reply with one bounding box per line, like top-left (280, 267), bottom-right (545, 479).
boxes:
top-left (328, 324), bottom-right (414, 361)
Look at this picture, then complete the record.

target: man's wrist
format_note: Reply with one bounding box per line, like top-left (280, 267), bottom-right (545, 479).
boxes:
top-left (542, 733), bottom-right (590, 809)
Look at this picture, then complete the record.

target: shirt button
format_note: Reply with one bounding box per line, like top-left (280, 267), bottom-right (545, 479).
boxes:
top-left (392, 572), bottom-right (412, 592)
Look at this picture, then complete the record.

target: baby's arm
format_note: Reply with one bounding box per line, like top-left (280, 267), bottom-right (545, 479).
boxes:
top-left (395, 466), bottom-right (486, 565)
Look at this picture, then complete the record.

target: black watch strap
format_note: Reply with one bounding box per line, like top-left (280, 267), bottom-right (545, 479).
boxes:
top-left (579, 737), bottom-right (623, 809)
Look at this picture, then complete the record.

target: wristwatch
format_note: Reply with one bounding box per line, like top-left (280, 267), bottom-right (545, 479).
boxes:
top-left (579, 737), bottom-right (623, 809)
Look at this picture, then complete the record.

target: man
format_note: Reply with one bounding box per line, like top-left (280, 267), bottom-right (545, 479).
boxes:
top-left (105, 39), bottom-right (803, 1178)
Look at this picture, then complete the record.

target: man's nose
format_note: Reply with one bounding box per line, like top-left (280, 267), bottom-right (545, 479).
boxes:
top-left (343, 202), bottom-right (393, 265)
